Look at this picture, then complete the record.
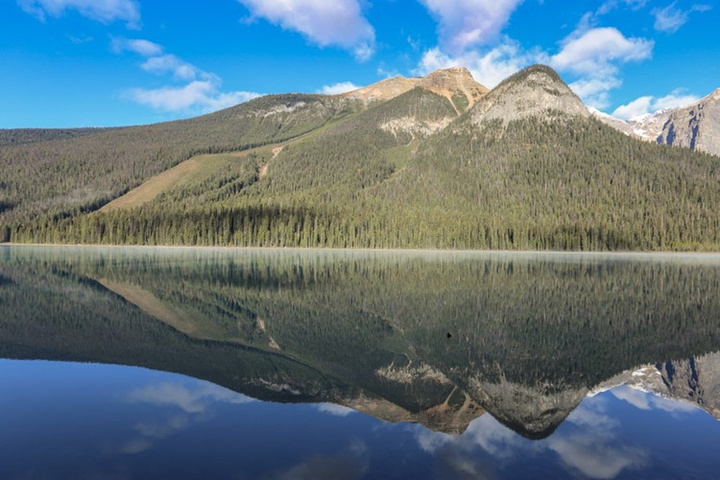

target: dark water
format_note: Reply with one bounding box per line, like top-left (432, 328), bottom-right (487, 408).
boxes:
top-left (2, 246), bottom-right (720, 479)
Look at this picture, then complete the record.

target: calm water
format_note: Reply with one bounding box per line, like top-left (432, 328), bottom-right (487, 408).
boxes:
top-left (2, 246), bottom-right (720, 479)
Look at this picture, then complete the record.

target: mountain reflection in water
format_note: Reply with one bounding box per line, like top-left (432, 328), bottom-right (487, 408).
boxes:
top-left (1, 246), bottom-right (720, 479)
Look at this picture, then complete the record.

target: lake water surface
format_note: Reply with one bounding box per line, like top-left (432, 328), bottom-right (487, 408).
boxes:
top-left (2, 246), bottom-right (720, 479)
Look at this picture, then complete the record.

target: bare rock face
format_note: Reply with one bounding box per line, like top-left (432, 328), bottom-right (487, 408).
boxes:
top-left (627, 109), bottom-right (674, 141)
top-left (471, 65), bottom-right (590, 126)
top-left (595, 351), bottom-right (720, 420)
top-left (466, 376), bottom-right (588, 439)
top-left (658, 89), bottom-right (720, 156)
top-left (343, 67), bottom-right (488, 112)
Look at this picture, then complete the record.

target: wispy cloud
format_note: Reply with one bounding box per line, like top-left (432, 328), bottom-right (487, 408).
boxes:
top-left (18, 0), bottom-right (140, 27)
top-left (316, 82), bottom-right (361, 95)
top-left (418, 0), bottom-right (525, 53)
top-left (612, 88), bottom-right (699, 119)
top-left (112, 38), bottom-right (263, 113)
top-left (315, 403), bottom-right (357, 416)
top-left (550, 27), bottom-right (653, 109)
top-left (652, 2), bottom-right (712, 33)
top-left (548, 431), bottom-right (649, 479)
top-left (127, 81), bottom-right (262, 113)
top-left (237, 0), bottom-right (375, 61)
top-left (126, 381), bottom-right (254, 414)
top-left (111, 37), bottom-right (163, 57)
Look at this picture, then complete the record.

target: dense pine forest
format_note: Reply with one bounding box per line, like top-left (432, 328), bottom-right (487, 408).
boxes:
top-left (2, 66), bottom-right (720, 251)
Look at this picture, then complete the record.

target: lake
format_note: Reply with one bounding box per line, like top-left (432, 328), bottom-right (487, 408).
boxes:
top-left (2, 245), bottom-right (720, 479)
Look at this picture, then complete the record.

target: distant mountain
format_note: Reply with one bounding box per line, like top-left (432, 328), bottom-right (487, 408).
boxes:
top-left (596, 351), bottom-right (720, 421)
top-left (591, 88), bottom-right (720, 157)
top-left (659, 89), bottom-right (720, 155)
top-left (2, 65), bottom-right (720, 250)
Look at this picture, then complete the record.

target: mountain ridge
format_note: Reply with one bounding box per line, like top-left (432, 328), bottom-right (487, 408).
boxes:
top-left (591, 86), bottom-right (720, 157)
top-left (2, 64), bottom-right (720, 251)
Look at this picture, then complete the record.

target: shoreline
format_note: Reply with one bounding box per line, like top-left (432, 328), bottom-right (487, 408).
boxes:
top-left (3, 242), bottom-right (720, 258)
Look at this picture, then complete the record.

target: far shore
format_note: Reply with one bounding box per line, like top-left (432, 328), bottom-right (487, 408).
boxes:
top-left (3, 242), bottom-right (720, 258)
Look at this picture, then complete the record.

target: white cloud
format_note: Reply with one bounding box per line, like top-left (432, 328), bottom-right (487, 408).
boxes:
top-left (416, 40), bottom-right (546, 89)
top-left (128, 81), bottom-right (261, 113)
top-left (317, 82), bottom-right (361, 95)
top-left (652, 2), bottom-right (712, 33)
top-left (548, 432), bottom-right (649, 479)
top-left (316, 403), bottom-right (357, 416)
top-left (611, 385), bottom-right (700, 414)
top-left (550, 27), bottom-right (653, 109)
top-left (419, 0), bottom-right (525, 53)
top-left (612, 96), bottom-right (654, 120)
top-left (126, 381), bottom-right (254, 414)
top-left (237, 0), bottom-right (375, 60)
top-left (569, 76), bottom-right (622, 110)
top-left (111, 38), bottom-right (164, 57)
top-left (113, 39), bottom-right (263, 113)
top-left (18, 0), bottom-right (140, 26)
top-left (141, 54), bottom-right (202, 81)
top-left (551, 28), bottom-right (653, 76)
top-left (612, 88), bottom-right (699, 119)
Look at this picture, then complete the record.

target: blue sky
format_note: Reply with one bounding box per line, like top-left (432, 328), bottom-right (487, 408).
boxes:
top-left (1, 0), bottom-right (718, 128)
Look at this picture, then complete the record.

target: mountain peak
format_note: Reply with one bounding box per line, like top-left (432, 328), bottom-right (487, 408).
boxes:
top-left (497, 64), bottom-right (564, 89)
top-left (470, 64), bottom-right (589, 126)
top-left (343, 67), bottom-right (488, 111)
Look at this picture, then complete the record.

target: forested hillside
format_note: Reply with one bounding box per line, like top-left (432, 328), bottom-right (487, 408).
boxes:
top-left (2, 65), bottom-right (720, 251)
top-left (0, 94), bottom-right (359, 231)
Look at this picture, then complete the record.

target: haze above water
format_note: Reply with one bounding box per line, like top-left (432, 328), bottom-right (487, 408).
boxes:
top-left (2, 246), bottom-right (720, 479)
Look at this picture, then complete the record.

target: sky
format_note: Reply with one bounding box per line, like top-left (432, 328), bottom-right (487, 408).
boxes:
top-left (1, 0), bottom-right (718, 128)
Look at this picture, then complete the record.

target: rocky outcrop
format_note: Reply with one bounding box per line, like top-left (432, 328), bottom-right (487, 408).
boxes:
top-left (470, 65), bottom-right (590, 127)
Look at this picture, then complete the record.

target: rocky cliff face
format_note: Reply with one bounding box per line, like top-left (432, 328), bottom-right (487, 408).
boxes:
top-left (658, 89), bottom-right (720, 156)
top-left (466, 376), bottom-right (588, 439)
top-left (470, 65), bottom-right (590, 127)
top-left (590, 88), bottom-right (720, 157)
top-left (595, 351), bottom-right (720, 419)
top-left (343, 67), bottom-right (488, 113)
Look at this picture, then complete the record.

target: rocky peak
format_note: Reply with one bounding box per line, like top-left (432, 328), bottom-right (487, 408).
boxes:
top-left (471, 64), bottom-right (590, 126)
top-left (342, 67), bottom-right (488, 112)
top-left (418, 67), bottom-right (488, 109)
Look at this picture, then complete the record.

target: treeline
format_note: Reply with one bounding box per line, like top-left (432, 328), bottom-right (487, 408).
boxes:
top-left (0, 127), bottom-right (120, 147)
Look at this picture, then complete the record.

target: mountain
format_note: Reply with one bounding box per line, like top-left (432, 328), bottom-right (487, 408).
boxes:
top-left (659, 88), bottom-right (720, 155)
top-left (591, 88), bottom-right (720, 157)
top-left (343, 67), bottom-right (488, 113)
top-left (2, 65), bottom-right (720, 251)
top-left (470, 64), bottom-right (589, 125)
top-left (596, 351), bottom-right (720, 420)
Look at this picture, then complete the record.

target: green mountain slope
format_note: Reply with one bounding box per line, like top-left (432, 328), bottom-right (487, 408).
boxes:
top-left (0, 94), bottom-right (359, 229)
top-left (2, 65), bottom-right (720, 251)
